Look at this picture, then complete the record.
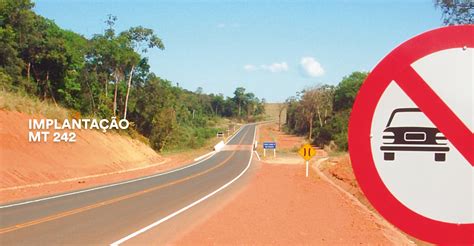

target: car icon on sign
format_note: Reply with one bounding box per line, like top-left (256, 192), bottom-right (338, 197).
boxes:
top-left (380, 108), bottom-right (449, 162)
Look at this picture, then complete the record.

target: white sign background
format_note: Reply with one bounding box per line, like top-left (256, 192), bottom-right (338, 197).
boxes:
top-left (370, 48), bottom-right (473, 224)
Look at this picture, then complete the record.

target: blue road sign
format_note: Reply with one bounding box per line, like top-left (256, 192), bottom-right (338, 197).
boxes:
top-left (263, 142), bottom-right (276, 149)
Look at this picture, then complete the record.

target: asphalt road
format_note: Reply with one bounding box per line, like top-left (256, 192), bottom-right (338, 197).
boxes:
top-left (0, 124), bottom-right (257, 245)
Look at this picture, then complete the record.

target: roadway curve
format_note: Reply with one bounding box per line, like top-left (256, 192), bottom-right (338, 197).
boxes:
top-left (0, 124), bottom-right (257, 245)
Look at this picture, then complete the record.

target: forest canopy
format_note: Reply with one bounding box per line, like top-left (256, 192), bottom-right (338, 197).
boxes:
top-left (0, 0), bottom-right (265, 151)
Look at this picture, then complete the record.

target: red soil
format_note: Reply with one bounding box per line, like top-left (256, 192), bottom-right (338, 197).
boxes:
top-left (174, 162), bottom-right (406, 245)
top-left (324, 155), bottom-right (362, 200)
top-left (0, 110), bottom-right (211, 203)
top-left (173, 123), bottom-right (410, 245)
top-left (258, 123), bottom-right (304, 151)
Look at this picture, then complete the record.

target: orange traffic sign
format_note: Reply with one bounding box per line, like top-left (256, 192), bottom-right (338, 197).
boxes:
top-left (298, 144), bottom-right (316, 161)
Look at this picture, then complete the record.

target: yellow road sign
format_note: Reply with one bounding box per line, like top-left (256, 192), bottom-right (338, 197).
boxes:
top-left (298, 144), bottom-right (316, 161)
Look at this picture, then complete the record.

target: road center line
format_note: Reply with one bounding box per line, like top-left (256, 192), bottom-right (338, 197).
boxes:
top-left (0, 128), bottom-right (251, 234)
top-left (0, 125), bottom-right (246, 209)
top-left (109, 125), bottom-right (257, 245)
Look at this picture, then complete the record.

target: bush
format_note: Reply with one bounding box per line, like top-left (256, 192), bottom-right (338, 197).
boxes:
top-left (312, 126), bottom-right (332, 147)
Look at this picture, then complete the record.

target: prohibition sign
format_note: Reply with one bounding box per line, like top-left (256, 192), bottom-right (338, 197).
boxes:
top-left (348, 25), bottom-right (473, 244)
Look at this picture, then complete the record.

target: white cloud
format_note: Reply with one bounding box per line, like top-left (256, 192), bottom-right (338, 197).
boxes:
top-left (261, 62), bottom-right (288, 73)
top-left (300, 57), bottom-right (324, 77)
top-left (244, 62), bottom-right (289, 73)
top-left (243, 64), bottom-right (257, 71)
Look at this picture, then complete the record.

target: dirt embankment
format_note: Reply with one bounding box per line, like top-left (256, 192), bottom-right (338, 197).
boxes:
top-left (320, 154), bottom-right (369, 206)
top-left (0, 110), bottom-right (207, 203)
top-left (319, 154), bottom-right (430, 245)
top-left (264, 103), bottom-right (286, 122)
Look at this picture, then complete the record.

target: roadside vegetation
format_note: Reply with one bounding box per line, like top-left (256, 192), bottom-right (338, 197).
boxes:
top-left (285, 72), bottom-right (367, 151)
top-left (0, 90), bottom-right (69, 120)
top-left (0, 0), bottom-right (265, 152)
top-left (285, 1), bottom-right (472, 152)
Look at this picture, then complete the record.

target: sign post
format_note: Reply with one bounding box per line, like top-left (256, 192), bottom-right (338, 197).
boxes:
top-left (298, 144), bottom-right (316, 177)
top-left (305, 160), bottom-right (308, 177)
top-left (348, 26), bottom-right (473, 244)
top-left (263, 142), bottom-right (276, 157)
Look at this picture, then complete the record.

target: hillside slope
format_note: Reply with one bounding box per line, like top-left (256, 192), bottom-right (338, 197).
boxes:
top-left (0, 110), bottom-right (163, 189)
top-left (264, 103), bottom-right (286, 122)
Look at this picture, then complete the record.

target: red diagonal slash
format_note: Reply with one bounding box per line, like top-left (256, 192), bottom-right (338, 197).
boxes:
top-left (394, 65), bottom-right (473, 167)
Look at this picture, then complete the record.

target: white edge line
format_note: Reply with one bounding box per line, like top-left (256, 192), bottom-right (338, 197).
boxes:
top-left (193, 151), bottom-right (215, 162)
top-left (254, 151), bottom-right (261, 161)
top-left (0, 125), bottom-right (246, 209)
top-left (193, 123), bottom-right (245, 162)
top-left (110, 125), bottom-right (257, 246)
top-left (224, 124), bottom-right (245, 144)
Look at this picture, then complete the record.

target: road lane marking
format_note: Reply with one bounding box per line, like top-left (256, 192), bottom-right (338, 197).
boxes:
top-left (194, 124), bottom-right (248, 161)
top-left (254, 151), bottom-right (261, 160)
top-left (109, 125), bottom-right (257, 245)
top-left (0, 128), bottom-right (252, 234)
top-left (194, 151), bottom-right (215, 161)
top-left (0, 125), bottom-right (247, 209)
top-left (224, 124), bottom-right (247, 144)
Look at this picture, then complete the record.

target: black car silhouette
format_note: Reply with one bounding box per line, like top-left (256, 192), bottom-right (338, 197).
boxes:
top-left (380, 108), bottom-right (449, 162)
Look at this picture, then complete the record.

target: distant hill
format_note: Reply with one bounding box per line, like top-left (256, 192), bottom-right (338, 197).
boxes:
top-left (265, 103), bottom-right (286, 124)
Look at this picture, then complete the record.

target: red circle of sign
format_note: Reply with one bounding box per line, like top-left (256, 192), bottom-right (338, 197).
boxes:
top-left (348, 25), bottom-right (474, 244)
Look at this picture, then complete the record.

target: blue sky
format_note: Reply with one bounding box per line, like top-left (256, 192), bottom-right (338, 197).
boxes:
top-left (34, 0), bottom-right (443, 102)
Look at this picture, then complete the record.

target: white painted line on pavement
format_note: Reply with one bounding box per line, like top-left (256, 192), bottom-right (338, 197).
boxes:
top-left (254, 151), bottom-right (261, 161)
top-left (194, 151), bottom-right (216, 162)
top-left (224, 124), bottom-right (246, 144)
top-left (0, 126), bottom-right (247, 209)
top-left (109, 125), bottom-right (257, 246)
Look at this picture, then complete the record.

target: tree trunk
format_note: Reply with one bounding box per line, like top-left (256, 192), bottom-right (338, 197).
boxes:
top-left (308, 113), bottom-right (313, 141)
top-left (113, 71), bottom-right (119, 117)
top-left (324, 108), bottom-right (328, 125)
top-left (278, 112), bottom-right (282, 131)
top-left (27, 62), bottom-right (31, 81)
top-left (85, 79), bottom-right (96, 115)
top-left (238, 102), bottom-right (241, 116)
top-left (45, 71), bottom-right (58, 106)
top-left (317, 107), bottom-right (323, 127)
top-left (43, 71), bottom-right (49, 100)
top-left (123, 65), bottom-right (135, 119)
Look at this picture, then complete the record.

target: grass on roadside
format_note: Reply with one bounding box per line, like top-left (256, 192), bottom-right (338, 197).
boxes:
top-left (0, 90), bottom-right (154, 146)
top-left (0, 90), bottom-right (70, 119)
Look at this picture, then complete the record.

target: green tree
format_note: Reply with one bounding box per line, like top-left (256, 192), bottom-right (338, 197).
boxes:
top-left (210, 93), bottom-right (225, 115)
top-left (333, 71), bottom-right (368, 112)
top-left (285, 71), bottom-right (367, 150)
top-left (0, 25), bottom-right (23, 89)
top-left (233, 87), bottom-right (246, 117)
top-left (434, 0), bottom-right (473, 25)
top-left (0, 0), bottom-right (266, 153)
top-left (119, 26), bottom-right (164, 119)
top-left (0, 0), bottom-right (35, 90)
